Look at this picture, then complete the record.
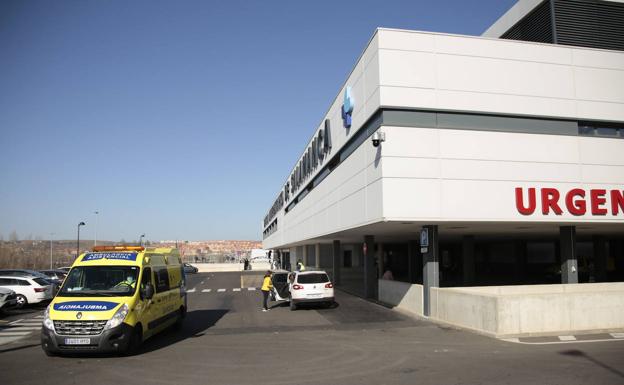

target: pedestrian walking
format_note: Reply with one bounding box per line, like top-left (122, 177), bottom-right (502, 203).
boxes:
top-left (296, 259), bottom-right (305, 272)
top-left (261, 270), bottom-right (273, 312)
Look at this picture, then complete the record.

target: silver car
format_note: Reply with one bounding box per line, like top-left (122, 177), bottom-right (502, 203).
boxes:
top-left (0, 287), bottom-right (18, 313)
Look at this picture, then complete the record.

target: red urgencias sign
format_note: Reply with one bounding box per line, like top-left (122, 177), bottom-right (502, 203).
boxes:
top-left (515, 187), bottom-right (624, 216)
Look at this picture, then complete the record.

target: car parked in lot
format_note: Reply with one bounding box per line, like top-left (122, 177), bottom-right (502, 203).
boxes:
top-left (287, 270), bottom-right (334, 311)
top-left (0, 276), bottom-right (54, 308)
top-left (183, 263), bottom-right (198, 274)
top-left (0, 287), bottom-right (18, 313)
top-left (0, 269), bottom-right (60, 293)
top-left (39, 269), bottom-right (68, 282)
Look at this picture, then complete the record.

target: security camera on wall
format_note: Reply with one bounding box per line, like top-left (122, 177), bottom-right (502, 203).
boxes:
top-left (371, 131), bottom-right (385, 147)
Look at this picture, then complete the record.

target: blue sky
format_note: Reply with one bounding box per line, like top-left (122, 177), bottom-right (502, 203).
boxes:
top-left (0, 0), bottom-right (516, 242)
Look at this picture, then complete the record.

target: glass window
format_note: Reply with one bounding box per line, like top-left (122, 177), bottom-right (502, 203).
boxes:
top-left (140, 267), bottom-right (152, 291)
top-left (58, 266), bottom-right (139, 297)
top-left (0, 278), bottom-right (11, 285)
top-left (579, 126), bottom-right (594, 135)
top-left (155, 268), bottom-right (170, 293)
top-left (18, 279), bottom-right (31, 286)
top-left (297, 273), bottom-right (329, 284)
top-left (33, 278), bottom-right (49, 286)
top-left (596, 127), bottom-right (618, 136)
top-left (272, 273), bottom-right (288, 283)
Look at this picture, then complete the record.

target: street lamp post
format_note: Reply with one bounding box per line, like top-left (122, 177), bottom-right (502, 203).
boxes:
top-left (77, 222), bottom-right (85, 259)
top-left (94, 210), bottom-right (99, 247)
top-left (139, 234), bottom-right (145, 247)
top-left (49, 232), bottom-right (55, 269)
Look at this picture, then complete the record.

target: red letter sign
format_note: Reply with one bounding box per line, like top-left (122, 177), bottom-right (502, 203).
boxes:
top-left (590, 189), bottom-right (608, 215)
top-left (610, 190), bottom-right (624, 215)
top-left (565, 189), bottom-right (586, 216)
top-left (515, 187), bottom-right (536, 215)
top-left (541, 188), bottom-right (563, 215)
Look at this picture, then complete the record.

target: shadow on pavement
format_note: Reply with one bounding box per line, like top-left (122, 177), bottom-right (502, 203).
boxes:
top-left (139, 309), bottom-right (228, 354)
top-left (560, 349), bottom-right (624, 379)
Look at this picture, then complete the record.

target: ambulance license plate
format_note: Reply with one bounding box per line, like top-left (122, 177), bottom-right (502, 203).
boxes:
top-left (64, 338), bottom-right (91, 345)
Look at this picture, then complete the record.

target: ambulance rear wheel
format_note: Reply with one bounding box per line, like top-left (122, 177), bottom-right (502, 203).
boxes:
top-left (174, 307), bottom-right (186, 330)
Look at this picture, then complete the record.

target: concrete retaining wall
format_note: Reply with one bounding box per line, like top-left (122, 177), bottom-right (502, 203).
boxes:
top-left (430, 282), bottom-right (624, 337)
top-left (194, 262), bottom-right (271, 273)
top-left (378, 279), bottom-right (424, 316)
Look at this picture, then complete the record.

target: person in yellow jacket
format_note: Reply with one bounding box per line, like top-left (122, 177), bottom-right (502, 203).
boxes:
top-left (261, 271), bottom-right (273, 312)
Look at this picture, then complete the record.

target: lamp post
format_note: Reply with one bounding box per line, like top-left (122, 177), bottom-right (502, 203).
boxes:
top-left (139, 234), bottom-right (145, 247)
top-left (49, 232), bottom-right (55, 269)
top-left (77, 222), bottom-right (85, 259)
top-left (94, 210), bottom-right (99, 247)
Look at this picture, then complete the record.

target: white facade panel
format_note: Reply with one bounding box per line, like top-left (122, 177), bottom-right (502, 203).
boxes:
top-left (438, 130), bottom-right (580, 164)
top-left (378, 50), bottom-right (436, 88)
top-left (574, 67), bottom-right (624, 104)
top-left (376, 29), bottom-right (624, 122)
top-left (380, 125), bottom-right (624, 223)
top-left (435, 54), bottom-right (575, 99)
top-left (264, 29), bottom-right (624, 249)
top-left (440, 159), bottom-right (581, 183)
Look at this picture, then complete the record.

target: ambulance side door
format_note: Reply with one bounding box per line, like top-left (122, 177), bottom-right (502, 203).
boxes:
top-left (137, 267), bottom-right (157, 333)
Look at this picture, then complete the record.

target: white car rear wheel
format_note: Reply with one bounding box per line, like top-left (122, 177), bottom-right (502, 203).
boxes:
top-left (15, 294), bottom-right (27, 308)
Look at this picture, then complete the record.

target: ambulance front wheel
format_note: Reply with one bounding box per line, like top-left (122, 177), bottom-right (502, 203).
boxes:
top-left (124, 324), bottom-right (143, 355)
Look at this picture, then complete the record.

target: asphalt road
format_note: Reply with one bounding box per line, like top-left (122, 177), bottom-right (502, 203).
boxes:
top-left (1, 272), bottom-right (623, 385)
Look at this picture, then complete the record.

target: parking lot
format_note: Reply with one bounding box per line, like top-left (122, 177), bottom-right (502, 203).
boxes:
top-left (1, 271), bottom-right (623, 385)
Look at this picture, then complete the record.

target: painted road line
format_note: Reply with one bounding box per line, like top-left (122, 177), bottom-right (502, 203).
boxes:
top-left (233, 288), bottom-right (241, 292)
top-left (187, 289), bottom-right (196, 293)
top-left (35, 315), bottom-right (44, 318)
top-left (610, 333), bottom-right (624, 339)
top-left (7, 326), bottom-right (41, 331)
top-left (0, 331), bottom-right (31, 336)
top-left (202, 289), bottom-right (212, 293)
top-left (200, 281), bottom-right (205, 284)
top-left (0, 336), bottom-right (26, 345)
top-left (248, 287), bottom-right (256, 291)
top-left (559, 336), bottom-right (577, 341)
top-left (217, 289), bottom-right (226, 292)
top-left (9, 319), bottom-right (24, 325)
top-left (14, 322), bottom-right (42, 327)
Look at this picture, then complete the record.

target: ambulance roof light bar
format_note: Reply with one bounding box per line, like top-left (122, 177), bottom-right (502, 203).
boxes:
top-left (92, 246), bottom-right (145, 252)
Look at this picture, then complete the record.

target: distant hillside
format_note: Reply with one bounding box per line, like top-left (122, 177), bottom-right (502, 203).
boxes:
top-left (0, 239), bottom-right (262, 269)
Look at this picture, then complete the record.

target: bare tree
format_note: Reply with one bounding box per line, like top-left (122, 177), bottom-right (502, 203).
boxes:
top-left (9, 230), bottom-right (18, 242)
top-left (25, 233), bottom-right (33, 241)
top-left (0, 233), bottom-right (3, 241)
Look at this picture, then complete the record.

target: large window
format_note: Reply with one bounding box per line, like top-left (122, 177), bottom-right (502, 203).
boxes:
top-left (59, 266), bottom-right (139, 297)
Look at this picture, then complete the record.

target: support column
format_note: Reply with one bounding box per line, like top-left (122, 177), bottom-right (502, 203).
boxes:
top-left (423, 225), bottom-right (439, 317)
top-left (302, 246), bottom-right (308, 268)
top-left (408, 240), bottom-right (418, 283)
top-left (593, 236), bottom-right (607, 282)
top-left (332, 240), bottom-right (341, 285)
top-left (462, 235), bottom-right (475, 286)
top-left (315, 244), bottom-right (321, 269)
top-left (364, 235), bottom-right (376, 299)
top-left (560, 226), bottom-right (578, 284)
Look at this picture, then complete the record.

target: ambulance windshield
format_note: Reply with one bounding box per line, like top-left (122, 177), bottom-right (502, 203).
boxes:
top-left (59, 266), bottom-right (140, 297)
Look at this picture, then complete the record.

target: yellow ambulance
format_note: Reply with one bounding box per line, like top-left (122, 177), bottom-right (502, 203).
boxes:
top-left (41, 246), bottom-right (187, 355)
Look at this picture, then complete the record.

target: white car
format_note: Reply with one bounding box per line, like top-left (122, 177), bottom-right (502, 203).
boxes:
top-left (287, 270), bottom-right (335, 311)
top-left (0, 276), bottom-right (53, 308)
top-left (0, 287), bottom-right (18, 312)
